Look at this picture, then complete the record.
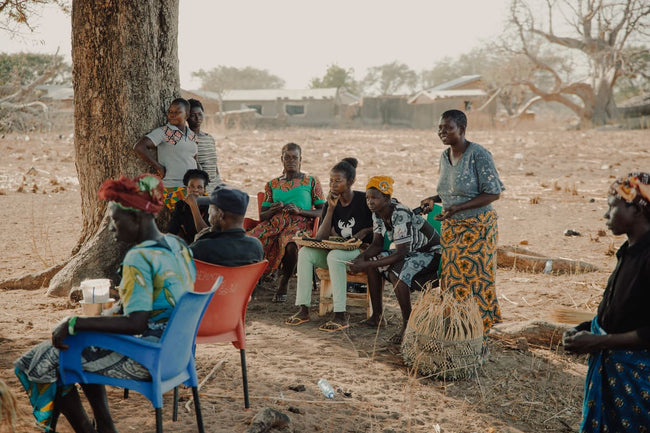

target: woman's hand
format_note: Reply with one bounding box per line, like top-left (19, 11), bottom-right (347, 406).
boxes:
top-left (284, 203), bottom-right (301, 215)
top-left (435, 204), bottom-right (461, 220)
top-left (327, 191), bottom-right (340, 208)
top-left (563, 330), bottom-right (604, 354)
top-left (52, 317), bottom-right (71, 350)
top-left (156, 164), bottom-right (166, 179)
top-left (183, 193), bottom-right (198, 206)
top-left (352, 227), bottom-right (372, 242)
top-left (348, 258), bottom-right (369, 274)
top-left (420, 197), bottom-right (435, 214)
top-left (269, 202), bottom-right (284, 214)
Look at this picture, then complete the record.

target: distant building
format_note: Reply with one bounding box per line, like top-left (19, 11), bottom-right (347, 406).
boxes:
top-left (185, 88), bottom-right (360, 127)
top-left (408, 75), bottom-right (496, 127)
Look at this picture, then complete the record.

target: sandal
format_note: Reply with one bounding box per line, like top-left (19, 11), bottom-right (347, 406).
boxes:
top-left (285, 315), bottom-right (310, 326)
top-left (318, 321), bottom-right (349, 332)
top-left (271, 293), bottom-right (287, 303)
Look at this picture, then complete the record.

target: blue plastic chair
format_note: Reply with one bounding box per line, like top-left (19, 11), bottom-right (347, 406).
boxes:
top-left (56, 278), bottom-right (221, 433)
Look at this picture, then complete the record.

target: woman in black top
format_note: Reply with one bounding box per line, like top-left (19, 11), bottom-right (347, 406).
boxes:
top-left (167, 169), bottom-right (210, 243)
top-left (286, 158), bottom-right (373, 331)
top-left (564, 172), bottom-right (650, 432)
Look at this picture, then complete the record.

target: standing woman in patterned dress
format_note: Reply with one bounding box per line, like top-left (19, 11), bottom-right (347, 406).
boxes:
top-left (420, 109), bottom-right (504, 338)
top-left (133, 98), bottom-right (198, 211)
top-left (247, 142), bottom-right (325, 302)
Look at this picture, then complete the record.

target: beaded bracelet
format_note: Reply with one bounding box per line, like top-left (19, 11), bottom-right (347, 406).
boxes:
top-left (68, 316), bottom-right (78, 336)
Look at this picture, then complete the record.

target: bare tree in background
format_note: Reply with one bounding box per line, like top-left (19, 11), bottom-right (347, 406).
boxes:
top-left (508, 0), bottom-right (650, 126)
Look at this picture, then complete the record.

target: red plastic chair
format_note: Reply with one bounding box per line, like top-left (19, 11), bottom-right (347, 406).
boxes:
top-left (243, 191), bottom-right (319, 235)
top-left (192, 259), bottom-right (268, 409)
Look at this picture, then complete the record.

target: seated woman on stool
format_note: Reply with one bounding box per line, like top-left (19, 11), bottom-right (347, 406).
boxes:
top-left (286, 158), bottom-right (373, 331)
top-left (247, 142), bottom-right (325, 302)
top-left (14, 174), bottom-right (195, 433)
top-left (349, 176), bottom-right (441, 344)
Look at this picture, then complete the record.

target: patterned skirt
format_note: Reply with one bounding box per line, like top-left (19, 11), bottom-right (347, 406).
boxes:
top-left (14, 339), bottom-right (153, 429)
top-left (440, 210), bottom-right (501, 335)
top-left (247, 212), bottom-right (314, 273)
top-left (580, 317), bottom-right (650, 432)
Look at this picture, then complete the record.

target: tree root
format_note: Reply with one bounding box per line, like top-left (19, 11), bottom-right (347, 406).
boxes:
top-left (46, 217), bottom-right (128, 297)
top-left (0, 261), bottom-right (66, 291)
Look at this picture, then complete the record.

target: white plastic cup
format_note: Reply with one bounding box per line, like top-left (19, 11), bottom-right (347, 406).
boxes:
top-left (80, 279), bottom-right (111, 303)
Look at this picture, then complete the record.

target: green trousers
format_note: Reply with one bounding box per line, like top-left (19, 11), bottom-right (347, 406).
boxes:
top-left (295, 246), bottom-right (361, 312)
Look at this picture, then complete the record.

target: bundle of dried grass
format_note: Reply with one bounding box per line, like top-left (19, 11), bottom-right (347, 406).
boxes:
top-left (550, 306), bottom-right (594, 325)
top-left (0, 378), bottom-right (18, 431)
top-left (402, 285), bottom-right (484, 380)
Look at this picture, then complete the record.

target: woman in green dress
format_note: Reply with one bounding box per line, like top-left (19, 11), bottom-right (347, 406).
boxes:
top-left (247, 142), bottom-right (325, 302)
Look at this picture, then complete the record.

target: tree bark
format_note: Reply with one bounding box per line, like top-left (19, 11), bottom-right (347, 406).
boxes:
top-left (47, 0), bottom-right (180, 296)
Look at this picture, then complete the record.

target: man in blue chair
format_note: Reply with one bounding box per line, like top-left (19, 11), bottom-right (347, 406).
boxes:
top-left (14, 174), bottom-right (196, 433)
top-left (190, 186), bottom-right (263, 266)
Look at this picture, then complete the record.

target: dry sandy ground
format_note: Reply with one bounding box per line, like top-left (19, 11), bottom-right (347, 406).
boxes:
top-left (1, 126), bottom-right (649, 432)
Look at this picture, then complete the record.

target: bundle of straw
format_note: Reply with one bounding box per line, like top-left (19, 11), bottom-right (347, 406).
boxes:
top-left (402, 285), bottom-right (484, 380)
top-left (550, 306), bottom-right (595, 325)
top-left (0, 379), bottom-right (18, 431)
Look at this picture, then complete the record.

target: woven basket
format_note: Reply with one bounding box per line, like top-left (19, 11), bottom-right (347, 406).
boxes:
top-left (401, 286), bottom-right (484, 380)
top-left (293, 236), bottom-right (362, 251)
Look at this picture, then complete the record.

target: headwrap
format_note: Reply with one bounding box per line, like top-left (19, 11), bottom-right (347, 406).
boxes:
top-left (609, 172), bottom-right (650, 210)
top-left (366, 176), bottom-right (394, 197)
top-left (98, 174), bottom-right (165, 214)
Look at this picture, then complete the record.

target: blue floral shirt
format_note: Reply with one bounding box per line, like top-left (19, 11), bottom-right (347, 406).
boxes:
top-left (119, 234), bottom-right (196, 337)
top-left (437, 142), bottom-right (504, 220)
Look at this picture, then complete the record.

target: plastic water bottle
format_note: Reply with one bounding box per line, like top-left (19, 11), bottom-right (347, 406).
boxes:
top-left (317, 378), bottom-right (335, 399)
top-left (543, 260), bottom-right (553, 274)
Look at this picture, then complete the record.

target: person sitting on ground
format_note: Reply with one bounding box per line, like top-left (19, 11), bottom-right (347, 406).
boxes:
top-left (247, 142), bottom-right (325, 303)
top-left (167, 169), bottom-right (210, 244)
top-left (133, 98), bottom-right (198, 211)
top-left (348, 176), bottom-right (441, 344)
top-left (563, 172), bottom-right (650, 432)
top-left (190, 186), bottom-right (263, 266)
top-left (187, 98), bottom-right (222, 191)
top-left (286, 158), bottom-right (373, 331)
top-left (14, 174), bottom-right (196, 433)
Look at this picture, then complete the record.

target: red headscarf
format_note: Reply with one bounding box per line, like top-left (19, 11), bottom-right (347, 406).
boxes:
top-left (98, 174), bottom-right (165, 214)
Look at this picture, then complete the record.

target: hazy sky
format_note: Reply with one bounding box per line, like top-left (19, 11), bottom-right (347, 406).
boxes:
top-left (2, 0), bottom-right (510, 89)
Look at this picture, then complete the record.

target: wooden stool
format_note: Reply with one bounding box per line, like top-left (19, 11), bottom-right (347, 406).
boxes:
top-left (315, 268), bottom-right (371, 318)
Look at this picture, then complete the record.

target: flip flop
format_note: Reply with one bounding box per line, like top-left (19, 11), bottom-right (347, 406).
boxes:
top-left (285, 315), bottom-right (310, 326)
top-left (318, 321), bottom-right (349, 332)
top-left (271, 293), bottom-right (287, 303)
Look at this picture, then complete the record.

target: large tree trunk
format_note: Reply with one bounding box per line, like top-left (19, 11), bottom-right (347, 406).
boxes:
top-left (591, 77), bottom-right (618, 126)
top-left (48, 0), bottom-right (180, 296)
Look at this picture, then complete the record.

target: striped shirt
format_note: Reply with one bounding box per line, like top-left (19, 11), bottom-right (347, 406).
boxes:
top-left (195, 131), bottom-right (221, 191)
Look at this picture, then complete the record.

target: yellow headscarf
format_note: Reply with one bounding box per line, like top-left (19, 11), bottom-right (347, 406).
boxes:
top-left (366, 176), bottom-right (394, 197)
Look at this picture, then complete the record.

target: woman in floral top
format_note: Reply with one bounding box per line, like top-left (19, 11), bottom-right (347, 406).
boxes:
top-left (247, 142), bottom-right (325, 302)
top-left (420, 109), bottom-right (505, 339)
top-left (14, 174), bottom-right (195, 432)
